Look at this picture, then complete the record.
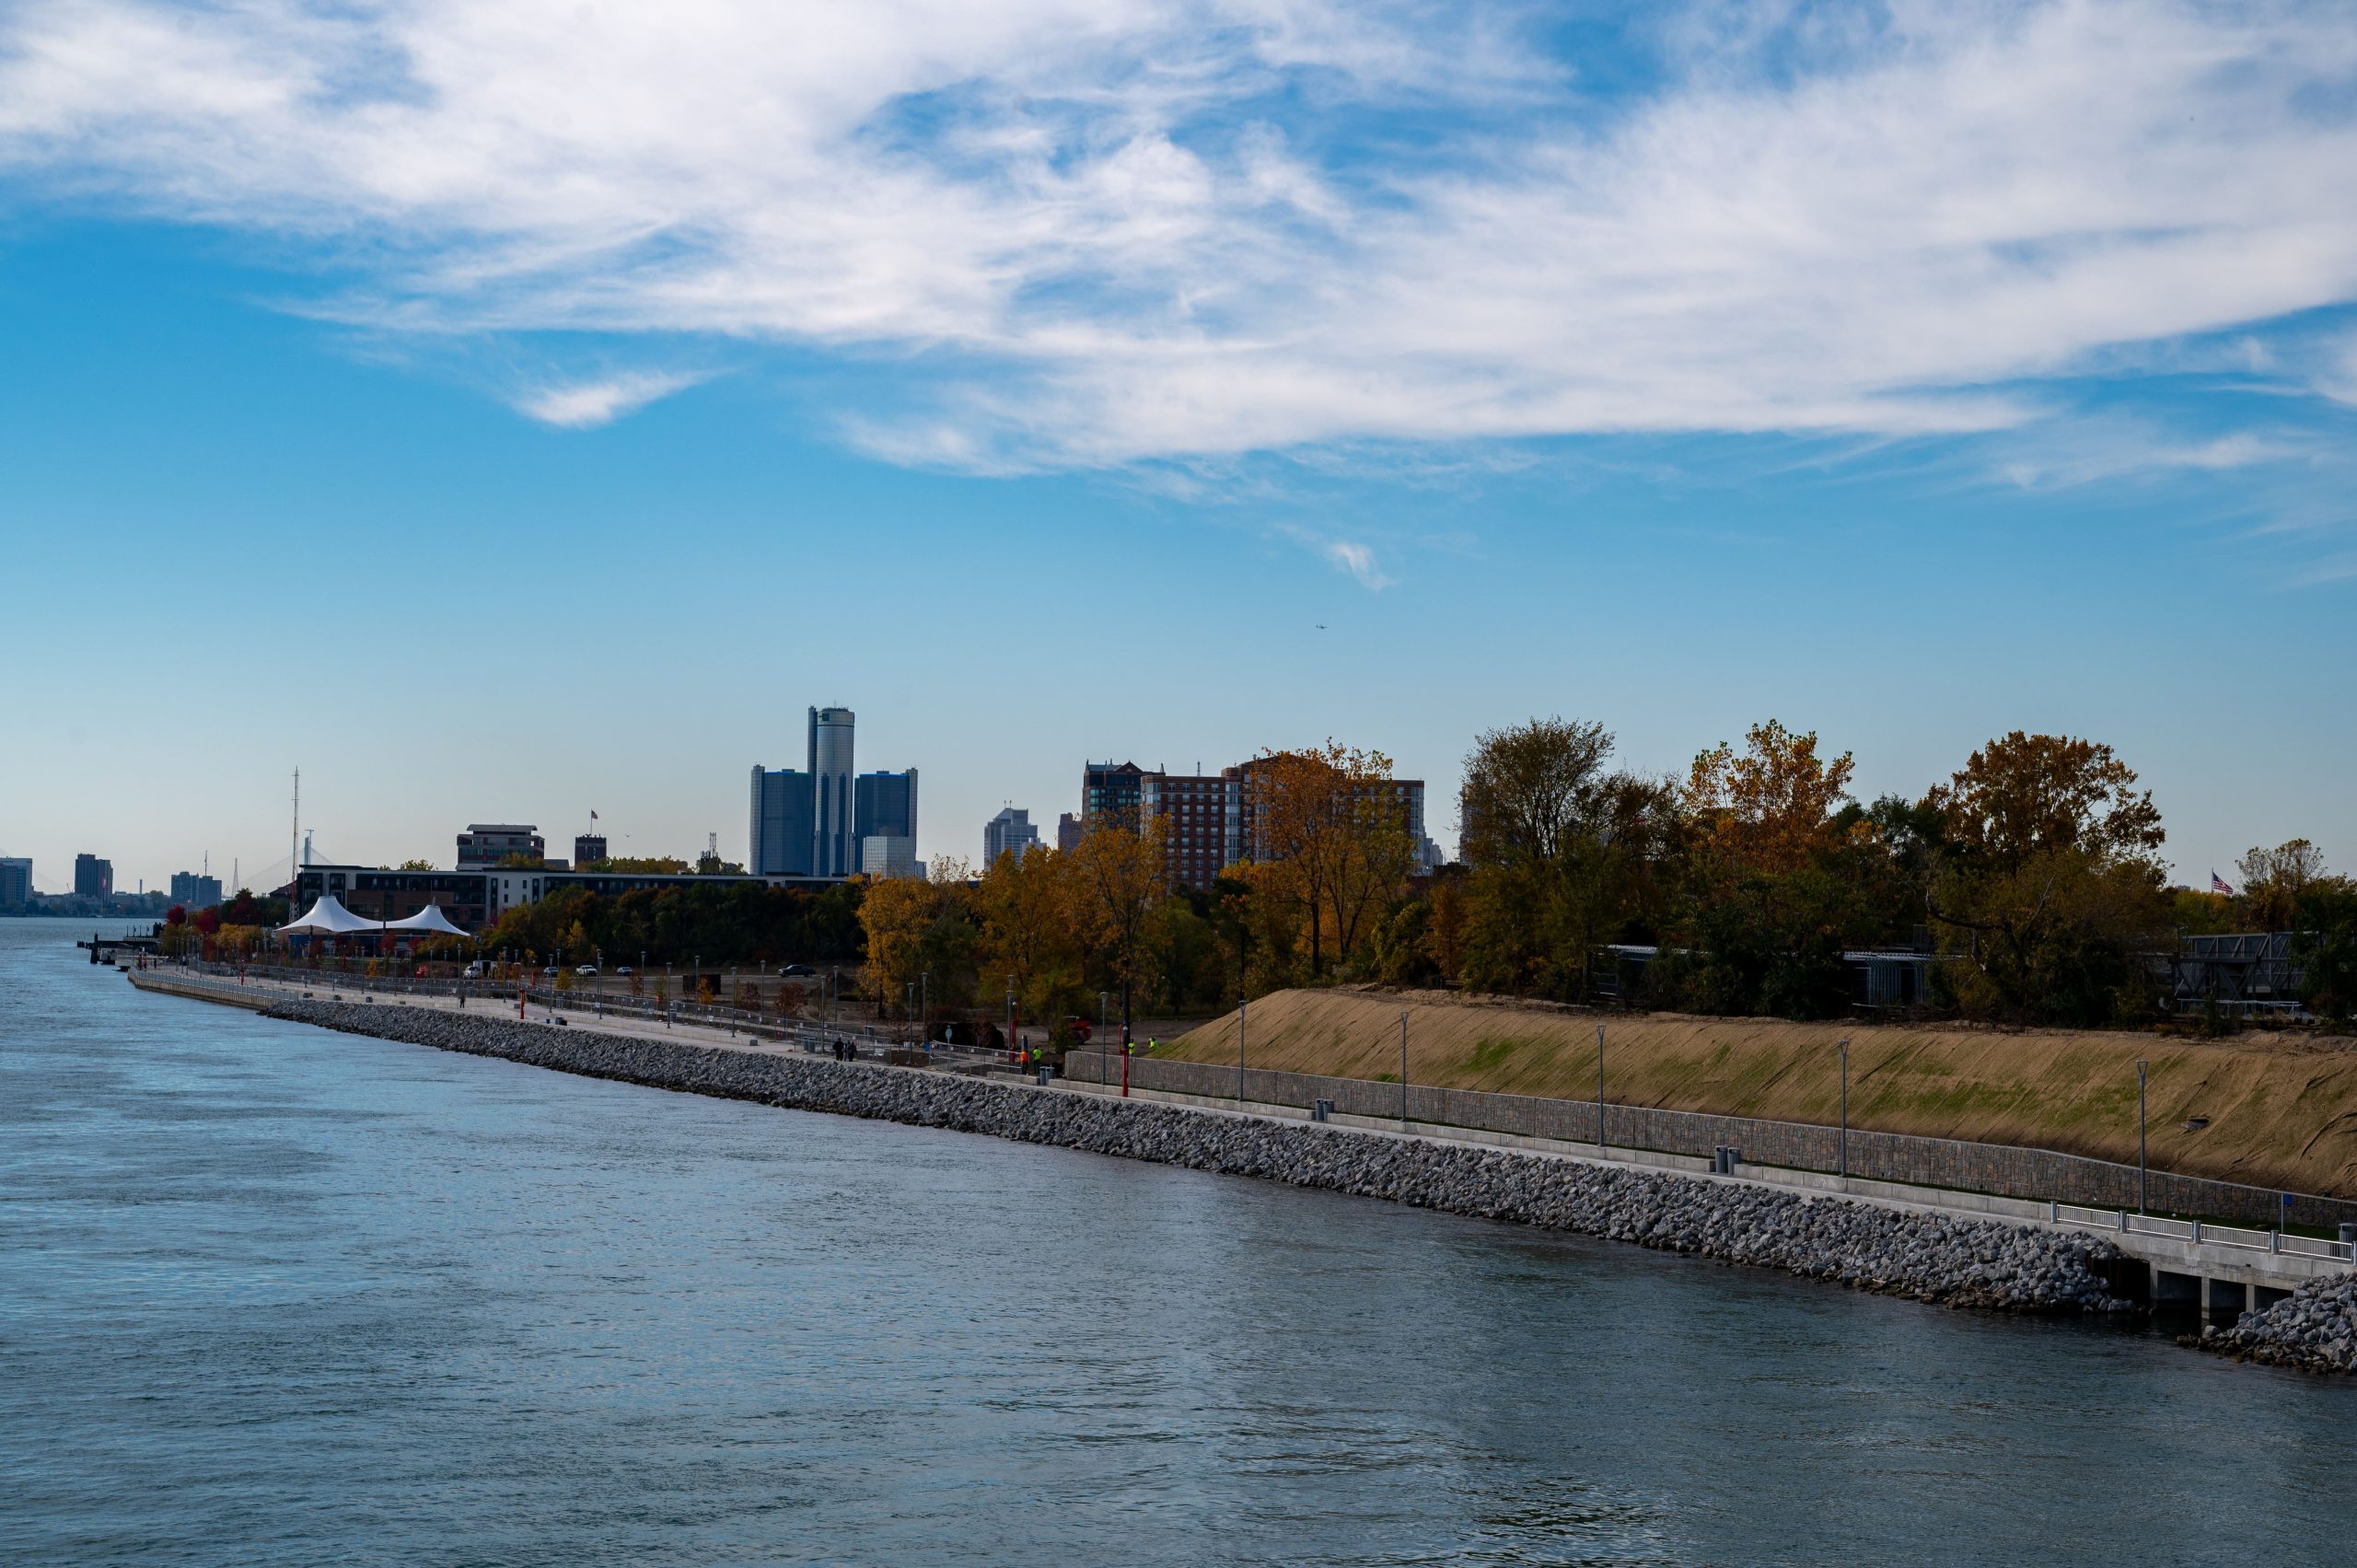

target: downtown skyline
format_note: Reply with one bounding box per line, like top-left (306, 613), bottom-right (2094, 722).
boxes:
top-left (1, 0), bottom-right (2353, 894)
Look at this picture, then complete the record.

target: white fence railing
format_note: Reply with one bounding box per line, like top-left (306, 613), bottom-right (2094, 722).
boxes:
top-left (2048, 1200), bottom-right (2353, 1261)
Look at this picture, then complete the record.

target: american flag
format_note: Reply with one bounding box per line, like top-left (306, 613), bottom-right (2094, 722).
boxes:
top-left (590, 809), bottom-right (598, 819)
top-left (2211, 871), bottom-right (2234, 895)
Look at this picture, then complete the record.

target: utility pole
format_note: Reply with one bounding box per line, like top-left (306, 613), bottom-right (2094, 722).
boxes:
top-left (1237, 994), bottom-right (1247, 1103)
top-left (1400, 1010), bottom-right (1410, 1125)
top-left (1838, 1037), bottom-right (1851, 1181)
top-left (2137, 1059), bottom-right (2150, 1214)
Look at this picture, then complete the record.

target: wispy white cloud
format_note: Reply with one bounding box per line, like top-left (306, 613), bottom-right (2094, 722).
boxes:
top-left (1994, 423), bottom-right (2309, 491)
top-left (1270, 520), bottom-right (1393, 587)
top-left (0, 0), bottom-right (2353, 468)
top-left (2316, 331), bottom-right (2357, 408)
top-left (513, 370), bottom-right (706, 429)
top-left (1320, 538), bottom-right (1391, 590)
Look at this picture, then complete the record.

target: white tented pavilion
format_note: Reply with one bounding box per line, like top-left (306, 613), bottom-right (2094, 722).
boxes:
top-left (386, 903), bottom-right (469, 937)
top-left (277, 894), bottom-right (378, 936)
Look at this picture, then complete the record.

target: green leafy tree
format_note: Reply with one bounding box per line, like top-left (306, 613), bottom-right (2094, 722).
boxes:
top-left (2239, 840), bottom-right (2327, 932)
top-left (2293, 879), bottom-right (2357, 1024)
top-left (1925, 733), bottom-right (2169, 1025)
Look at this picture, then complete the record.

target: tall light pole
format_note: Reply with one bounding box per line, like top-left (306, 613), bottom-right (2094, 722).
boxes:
top-left (1838, 1037), bottom-right (1851, 1181)
top-left (1399, 1010), bottom-right (1411, 1126)
top-left (1235, 994), bottom-right (1247, 1101)
top-left (2137, 1058), bottom-right (2150, 1214)
top-left (1596, 1024), bottom-right (1606, 1152)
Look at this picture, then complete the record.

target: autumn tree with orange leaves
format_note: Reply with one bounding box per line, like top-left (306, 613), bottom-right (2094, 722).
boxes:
top-left (1242, 742), bottom-right (1416, 981)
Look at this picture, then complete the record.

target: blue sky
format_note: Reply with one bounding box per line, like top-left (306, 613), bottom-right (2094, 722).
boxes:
top-left (2, 0), bottom-right (2353, 896)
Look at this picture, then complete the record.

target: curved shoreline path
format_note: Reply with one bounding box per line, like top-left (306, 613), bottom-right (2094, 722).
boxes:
top-left (8, 921), bottom-right (2357, 1565)
top-left (131, 965), bottom-right (2357, 1335)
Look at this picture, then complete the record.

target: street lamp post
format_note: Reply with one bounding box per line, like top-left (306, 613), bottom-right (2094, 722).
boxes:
top-left (1596, 1025), bottom-right (1607, 1151)
top-left (2137, 1058), bottom-right (2150, 1214)
top-left (1399, 1010), bottom-right (1410, 1126)
top-left (1839, 1037), bottom-right (1851, 1181)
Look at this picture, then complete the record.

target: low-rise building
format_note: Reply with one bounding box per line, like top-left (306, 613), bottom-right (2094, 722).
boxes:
top-left (861, 836), bottom-right (920, 879)
top-left (457, 824), bottom-right (544, 868)
top-left (296, 863), bottom-right (843, 933)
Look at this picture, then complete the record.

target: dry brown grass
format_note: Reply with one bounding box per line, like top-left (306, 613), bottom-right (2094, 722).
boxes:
top-left (1163, 988), bottom-right (2357, 1197)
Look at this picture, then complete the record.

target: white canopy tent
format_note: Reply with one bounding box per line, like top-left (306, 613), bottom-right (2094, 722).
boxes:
top-left (277, 894), bottom-right (377, 935)
top-left (386, 903), bottom-right (469, 937)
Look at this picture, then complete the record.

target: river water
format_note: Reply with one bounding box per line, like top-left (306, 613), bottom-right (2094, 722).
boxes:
top-left (4, 918), bottom-right (2353, 1565)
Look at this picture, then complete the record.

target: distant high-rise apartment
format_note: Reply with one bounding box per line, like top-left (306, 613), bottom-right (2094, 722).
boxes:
top-left (0, 857), bottom-right (31, 908)
top-left (1234, 758), bottom-right (1426, 871)
top-left (74, 853), bottom-right (112, 898)
top-left (457, 825), bottom-right (544, 868)
top-left (1056, 813), bottom-right (1084, 853)
top-left (574, 834), bottom-right (608, 866)
top-left (1074, 756), bottom-right (1429, 892)
top-left (168, 871), bottom-right (223, 908)
top-left (982, 807), bottom-right (1041, 867)
top-left (1082, 761), bottom-right (1147, 827)
top-left (1139, 771), bottom-right (1238, 891)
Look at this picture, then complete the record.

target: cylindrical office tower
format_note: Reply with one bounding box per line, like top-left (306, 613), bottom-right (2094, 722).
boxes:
top-left (808, 705), bottom-right (856, 877)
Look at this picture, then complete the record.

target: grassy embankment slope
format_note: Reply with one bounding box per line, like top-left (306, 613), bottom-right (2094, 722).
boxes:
top-left (1161, 988), bottom-right (2357, 1199)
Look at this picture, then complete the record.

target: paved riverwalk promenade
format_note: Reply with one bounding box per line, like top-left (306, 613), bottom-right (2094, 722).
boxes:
top-left (122, 964), bottom-right (2357, 1367)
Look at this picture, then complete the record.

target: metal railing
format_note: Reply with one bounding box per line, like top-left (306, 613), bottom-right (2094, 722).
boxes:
top-left (2049, 1201), bottom-right (2353, 1260)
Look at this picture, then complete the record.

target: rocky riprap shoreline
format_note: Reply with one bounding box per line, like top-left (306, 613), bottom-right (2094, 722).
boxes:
top-left (2191, 1274), bottom-right (2357, 1375)
top-left (262, 998), bottom-right (2129, 1317)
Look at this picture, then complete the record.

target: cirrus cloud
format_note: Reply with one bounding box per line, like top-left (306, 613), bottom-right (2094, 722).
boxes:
top-left (513, 370), bottom-right (707, 429)
top-left (0, 0), bottom-right (2352, 464)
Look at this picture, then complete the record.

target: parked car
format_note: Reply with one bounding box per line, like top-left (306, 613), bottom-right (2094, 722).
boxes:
top-left (575, 964), bottom-right (599, 976)
top-left (779, 963), bottom-right (816, 977)
top-left (541, 965), bottom-right (561, 976)
top-left (1066, 1017), bottom-right (1095, 1043)
top-left (461, 962), bottom-right (486, 979)
top-left (614, 965), bottom-right (633, 977)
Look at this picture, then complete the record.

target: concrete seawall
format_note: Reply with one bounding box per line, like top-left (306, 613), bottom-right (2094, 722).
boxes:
top-left (250, 995), bottom-right (2135, 1318)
